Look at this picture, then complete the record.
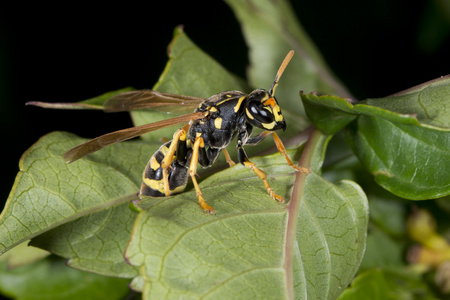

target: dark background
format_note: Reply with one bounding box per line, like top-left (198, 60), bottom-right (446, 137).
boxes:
top-left (1, 1), bottom-right (449, 209)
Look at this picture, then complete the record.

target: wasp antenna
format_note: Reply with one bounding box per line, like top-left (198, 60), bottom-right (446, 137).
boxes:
top-left (269, 50), bottom-right (294, 96)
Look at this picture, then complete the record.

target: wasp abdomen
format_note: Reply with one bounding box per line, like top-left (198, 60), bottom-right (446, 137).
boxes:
top-left (140, 141), bottom-right (189, 197)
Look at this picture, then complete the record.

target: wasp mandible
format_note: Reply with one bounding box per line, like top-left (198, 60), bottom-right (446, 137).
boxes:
top-left (58, 50), bottom-right (309, 213)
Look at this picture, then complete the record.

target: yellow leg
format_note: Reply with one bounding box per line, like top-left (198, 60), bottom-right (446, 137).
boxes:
top-left (222, 148), bottom-right (236, 167)
top-left (242, 157), bottom-right (284, 203)
top-left (190, 137), bottom-right (215, 214)
top-left (161, 124), bottom-right (190, 196)
top-left (271, 132), bottom-right (310, 174)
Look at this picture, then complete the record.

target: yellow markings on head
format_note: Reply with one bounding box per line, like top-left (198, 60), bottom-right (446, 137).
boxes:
top-left (273, 105), bottom-right (283, 122)
top-left (209, 106), bottom-right (218, 113)
top-left (262, 121), bottom-right (276, 130)
top-left (262, 97), bottom-right (283, 122)
top-left (263, 106), bottom-right (272, 113)
top-left (214, 117), bottom-right (223, 129)
top-left (245, 108), bottom-right (254, 120)
top-left (233, 96), bottom-right (247, 112)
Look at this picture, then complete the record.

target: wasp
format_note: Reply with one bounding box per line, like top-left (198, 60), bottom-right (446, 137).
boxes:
top-left (57, 50), bottom-right (309, 213)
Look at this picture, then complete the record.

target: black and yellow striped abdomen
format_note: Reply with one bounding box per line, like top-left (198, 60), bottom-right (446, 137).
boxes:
top-left (140, 141), bottom-right (189, 197)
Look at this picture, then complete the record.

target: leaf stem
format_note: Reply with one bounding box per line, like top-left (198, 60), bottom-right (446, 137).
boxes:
top-left (284, 127), bottom-right (324, 300)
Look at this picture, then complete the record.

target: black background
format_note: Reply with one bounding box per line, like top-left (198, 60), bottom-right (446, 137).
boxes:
top-left (1, 1), bottom-right (449, 214)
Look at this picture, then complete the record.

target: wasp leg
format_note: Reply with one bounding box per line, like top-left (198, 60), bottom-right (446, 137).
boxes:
top-left (190, 136), bottom-right (215, 213)
top-left (161, 123), bottom-right (190, 196)
top-left (198, 146), bottom-right (221, 168)
top-left (237, 141), bottom-right (283, 202)
top-left (245, 130), bottom-right (272, 145)
top-left (222, 148), bottom-right (236, 167)
top-left (270, 132), bottom-right (309, 173)
top-left (175, 130), bottom-right (188, 166)
top-left (247, 131), bottom-right (309, 174)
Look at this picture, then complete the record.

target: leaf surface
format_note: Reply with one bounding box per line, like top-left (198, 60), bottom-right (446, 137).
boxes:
top-left (125, 130), bottom-right (368, 299)
top-left (362, 75), bottom-right (450, 128)
top-left (348, 115), bottom-right (450, 199)
top-left (130, 27), bottom-right (249, 142)
top-left (337, 268), bottom-right (438, 300)
top-left (0, 257), bottom-right (131, 300)
top-left (0, 131), bottom-right (158, 276)
top-left (301, 77), bottom-right (450, 199)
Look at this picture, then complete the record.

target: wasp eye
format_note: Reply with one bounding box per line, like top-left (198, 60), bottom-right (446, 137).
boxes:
top-left (248, 101), bottom-right (273, 124)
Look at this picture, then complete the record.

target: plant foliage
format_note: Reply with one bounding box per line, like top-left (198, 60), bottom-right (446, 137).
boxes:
top-left (1, 0), bottom-right (449, 299)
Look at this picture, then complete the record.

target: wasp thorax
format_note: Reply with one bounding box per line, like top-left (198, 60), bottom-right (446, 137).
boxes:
top-left (245, 89), bottom-right (286, 131)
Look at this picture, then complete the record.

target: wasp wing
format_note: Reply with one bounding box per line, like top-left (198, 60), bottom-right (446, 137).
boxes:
top-left (104, 90), bottom-right (205, 113)
top-left (63, 111), bottom-right (206, 163)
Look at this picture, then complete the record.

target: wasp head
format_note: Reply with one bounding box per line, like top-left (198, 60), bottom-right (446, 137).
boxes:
top-left (244, 89), bottom-right (286, 131)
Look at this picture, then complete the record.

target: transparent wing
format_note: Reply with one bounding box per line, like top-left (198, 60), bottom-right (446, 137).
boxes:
top-left (103, 90), bottom-right (205, 113)
top-left (63, 111), bottom-right (206, 163)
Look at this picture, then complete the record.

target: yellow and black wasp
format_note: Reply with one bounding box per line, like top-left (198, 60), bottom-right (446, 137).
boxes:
top-left (56, 50), bottom-right (309, 213)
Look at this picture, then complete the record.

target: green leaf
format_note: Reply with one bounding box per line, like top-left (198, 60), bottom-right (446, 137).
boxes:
top-left (302, 75), bottom-right (450, 132)
top-left (225, 0), bottom-right (351, 117)
top-left (0, 256), bottom-right (131, 300)
top-left (359, 228), bottom-right (405, 272)
top-left (338, 268), bottom-right (439, 300)
top-left (301, 77), bottom-right (450, 200)
top-left (153, 27), bottom-right (244, 98)
top-left (0, 241), bottom-right (49, 269)
top-left (0, 131), bottom-right (152, 277)
top-left (125, 130), bottom-right (368, 299)
top-left (368, 192), bottom-right (406, 237)
top-left (361, 75), bottom-right (450, 129)
top-left (30, 197), bottom-right (140, 278)
top-left (301, 93), bottom-right (358, 134)
top-left (347, 115), bottom-right (450, 199)
top-left (130, 26), bottom-right (248, 142)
